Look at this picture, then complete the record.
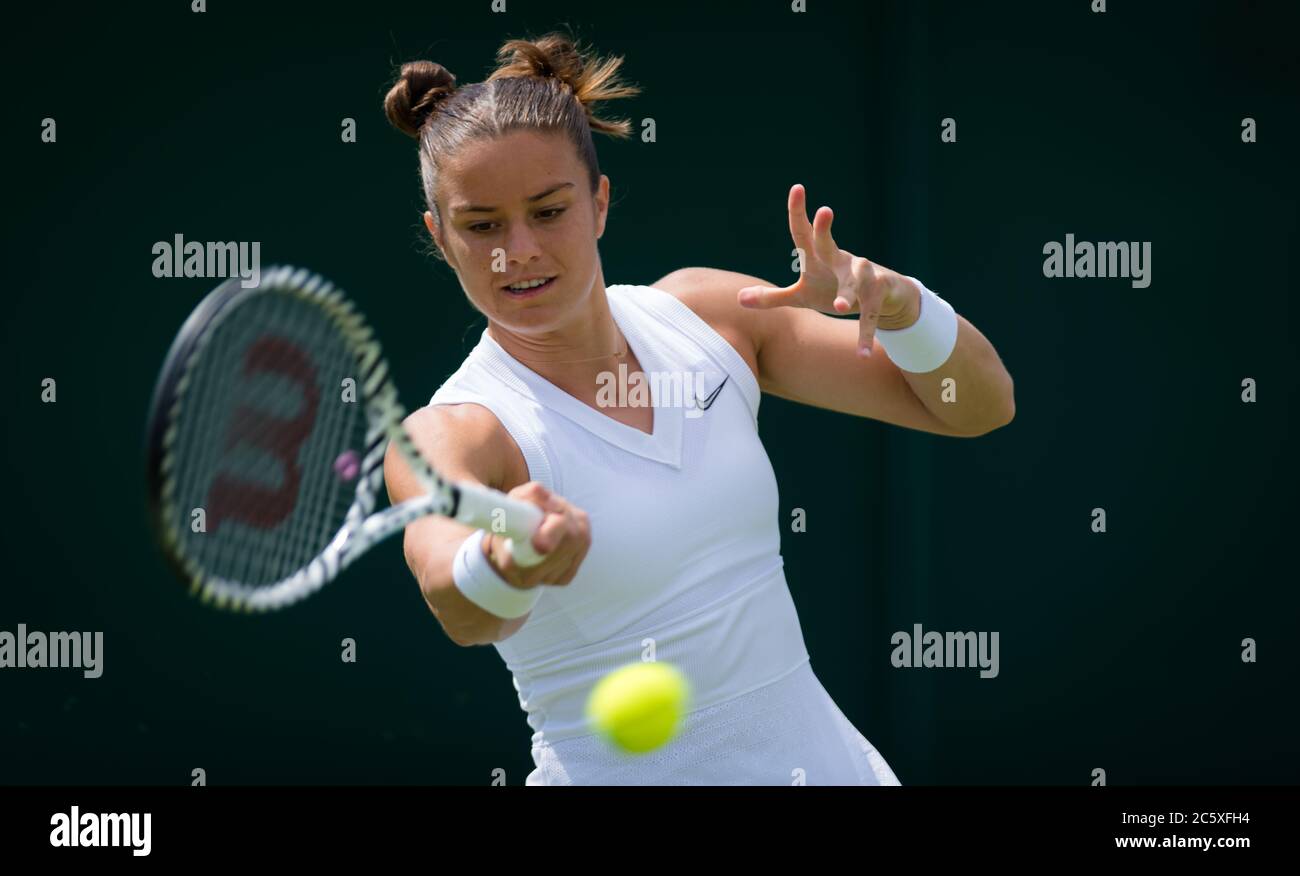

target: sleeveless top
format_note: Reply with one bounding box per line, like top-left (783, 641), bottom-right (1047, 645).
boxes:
top-left (428, 283), bottom-right (900, 785)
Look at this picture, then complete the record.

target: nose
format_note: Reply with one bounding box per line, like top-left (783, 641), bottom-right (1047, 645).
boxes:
top-left (504, 220), bottom-right (544, 266)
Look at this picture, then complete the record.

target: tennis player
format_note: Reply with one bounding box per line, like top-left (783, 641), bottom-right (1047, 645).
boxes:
top-left (382, 33), bottom-right (1015, 785)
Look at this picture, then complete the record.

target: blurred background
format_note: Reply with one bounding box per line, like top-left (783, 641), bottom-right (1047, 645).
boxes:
top-left (2, 0), bottom-right (1296, 784)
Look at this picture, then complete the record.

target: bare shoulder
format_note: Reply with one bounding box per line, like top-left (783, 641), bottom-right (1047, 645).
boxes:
top-left (384, 402), bottom-right (528, 498)
top-left (648, 267), bottom-right (782, 380)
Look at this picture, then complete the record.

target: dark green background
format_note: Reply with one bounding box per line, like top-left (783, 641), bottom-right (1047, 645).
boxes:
top-left (3, 0), bottom-right (1296, 785)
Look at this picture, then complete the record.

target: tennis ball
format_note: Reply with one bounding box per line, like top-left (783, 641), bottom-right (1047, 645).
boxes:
top-left (586, 661), bottom-right (691, 754)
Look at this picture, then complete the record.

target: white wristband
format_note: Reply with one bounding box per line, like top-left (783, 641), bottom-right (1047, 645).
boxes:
top-left (452, 530), bottom-right (543, 620)
top-left (874, 278), bottom-right (959, 373)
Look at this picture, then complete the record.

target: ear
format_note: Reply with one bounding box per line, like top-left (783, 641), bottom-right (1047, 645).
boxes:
top-left (424, 211), bottom-right (454, 267)
top-left (593, 175), bottom-right (611, 240)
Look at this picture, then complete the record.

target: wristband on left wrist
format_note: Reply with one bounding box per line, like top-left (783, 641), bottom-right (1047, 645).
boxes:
top-left (876, 277), bottom-right (922, 331)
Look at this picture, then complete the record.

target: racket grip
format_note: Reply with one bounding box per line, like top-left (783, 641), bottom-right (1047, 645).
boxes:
top-left (505, 536), bottom-right (543, 567)
top-left (454, 482), bottom-right (547, 568)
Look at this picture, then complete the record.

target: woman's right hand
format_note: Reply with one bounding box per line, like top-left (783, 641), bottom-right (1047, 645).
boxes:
top-left (485, 482), bottom-right (591, 589)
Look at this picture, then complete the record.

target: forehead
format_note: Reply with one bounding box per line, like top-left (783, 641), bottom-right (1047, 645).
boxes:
top-left (441, 130), bottom-right (582, 205)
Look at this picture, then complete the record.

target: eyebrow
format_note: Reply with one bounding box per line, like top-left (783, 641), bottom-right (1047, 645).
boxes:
top-left (451, 182), bottom-right (576, 215)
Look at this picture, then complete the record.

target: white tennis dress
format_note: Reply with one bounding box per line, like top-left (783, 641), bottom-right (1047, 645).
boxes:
top-left (428, 282), bottom-right (900, 786)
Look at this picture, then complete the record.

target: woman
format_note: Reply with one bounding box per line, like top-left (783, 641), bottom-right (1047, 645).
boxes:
top-left (382, 32), bottom-right (1015, 785)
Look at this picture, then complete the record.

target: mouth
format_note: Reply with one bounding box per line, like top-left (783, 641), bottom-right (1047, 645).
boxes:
top-left (501, 276), bottom-right (557, 299)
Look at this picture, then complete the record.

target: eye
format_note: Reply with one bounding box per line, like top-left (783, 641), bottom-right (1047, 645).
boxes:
top-left (467, 208), bottom-right (565, 234)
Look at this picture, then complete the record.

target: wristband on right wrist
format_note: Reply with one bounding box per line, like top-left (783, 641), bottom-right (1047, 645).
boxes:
top-left (451, 530), bottom-right (543, 620)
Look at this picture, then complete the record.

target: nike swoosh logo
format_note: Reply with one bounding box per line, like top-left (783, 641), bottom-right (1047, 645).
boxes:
top-left (697, 376), bottom-right (728, 411)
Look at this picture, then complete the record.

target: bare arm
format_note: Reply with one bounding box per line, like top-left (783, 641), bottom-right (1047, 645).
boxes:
top-left (653, 185), bottom-right (1014, 437)
top-left (385, 403), bottom-right (591, 647)
top-left (383, 403), bottom-right (530, 646)
top-left (655, 266), bottom-right (1011, 437)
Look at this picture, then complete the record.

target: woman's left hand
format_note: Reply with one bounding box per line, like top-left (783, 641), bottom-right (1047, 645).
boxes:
top-left (738, 184), bottom-right (920, 357)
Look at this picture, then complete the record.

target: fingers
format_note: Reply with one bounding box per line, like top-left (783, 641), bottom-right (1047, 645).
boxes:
top-left (811, 203), bottom-right (840, 265)
top-left (531, 502), bottom-right (570, 553)
top-left (851, 257), bottom-right (882, 358)
top-left (736, 183), bottom-right (815, 310)
top-left (834, 256), bottom-right (877, 316)
top-left (789, 185), bottom-right (839, 267)
top-left (493, 482), bottom-right (591, 588)
top-left (787, 184), bottom-right (815, 254)
top-left (833, 265), bottom-right (859, 315)
top-left (531, 500), bottom-right (590, 586)
top-left (738, 282), bottom-right (801, 309)
top-left (857, 311), bottom-right (878, 358)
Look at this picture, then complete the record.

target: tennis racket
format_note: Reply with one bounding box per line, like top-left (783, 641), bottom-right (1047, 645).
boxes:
top-left (145, 265), bottom-right (544, 612)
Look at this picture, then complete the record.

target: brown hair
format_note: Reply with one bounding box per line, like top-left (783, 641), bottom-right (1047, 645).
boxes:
top-left (383, 31), bottom-right (640, 258)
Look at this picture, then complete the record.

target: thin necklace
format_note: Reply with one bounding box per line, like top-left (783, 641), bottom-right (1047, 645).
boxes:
top-left (496, 334), bottom-right (631, 366)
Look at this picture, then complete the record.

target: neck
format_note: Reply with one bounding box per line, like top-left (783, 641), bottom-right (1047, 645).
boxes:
top-left (486, 279), bottom-right (631, 387)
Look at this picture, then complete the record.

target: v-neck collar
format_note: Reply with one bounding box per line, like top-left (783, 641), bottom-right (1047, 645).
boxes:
top-left (478, 288), bottom-right (685, 468)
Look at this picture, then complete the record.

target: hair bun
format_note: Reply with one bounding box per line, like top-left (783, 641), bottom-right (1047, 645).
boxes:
top-left (488, 33), bottom-right (640, 137)
top-left (384, 61), bottom-right (458, 138)
top-left (492, 35), bottom-right (584, 93)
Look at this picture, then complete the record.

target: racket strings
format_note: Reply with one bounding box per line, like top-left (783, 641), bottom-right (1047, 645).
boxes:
top-left (269, 291), bottom-right (366, 586)
top-left (263, 290), bottom-right (343, 585)
top-left (169, 288), bottom-right (369, 591)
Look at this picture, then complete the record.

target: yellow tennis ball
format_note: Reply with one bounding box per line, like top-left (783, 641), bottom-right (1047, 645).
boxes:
top-left (586, 661), bottom-right (691, 754)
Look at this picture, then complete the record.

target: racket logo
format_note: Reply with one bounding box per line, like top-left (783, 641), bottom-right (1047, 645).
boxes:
top-left (148, 266), bottom-right (547, 611)
top-left (205, 335), bottom-right (320, 533)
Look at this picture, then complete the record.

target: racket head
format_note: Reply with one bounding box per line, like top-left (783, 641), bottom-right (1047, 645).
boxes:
top-left (145, 265), bottom-right (444, 612)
